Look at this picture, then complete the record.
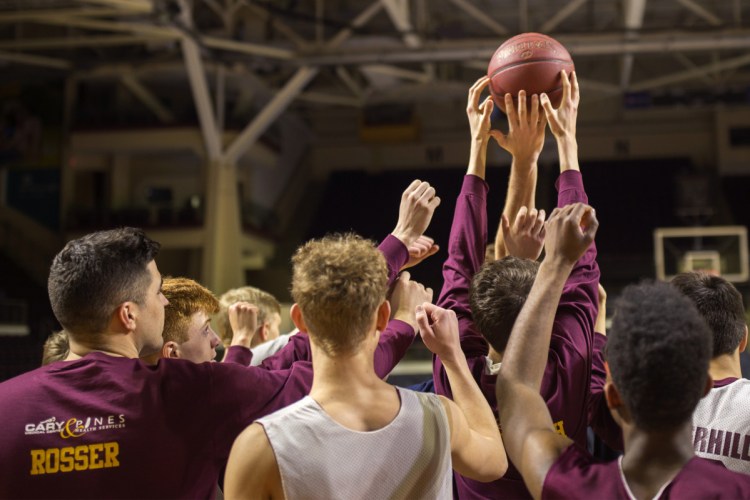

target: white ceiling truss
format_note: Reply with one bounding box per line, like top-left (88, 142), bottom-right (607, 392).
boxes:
top-left (0, 0), bottom-right (748, 130)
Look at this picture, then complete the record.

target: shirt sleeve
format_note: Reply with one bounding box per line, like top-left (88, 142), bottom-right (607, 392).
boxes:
top-left (378, 234), bottom-right (410, 287)
top-left (540, 170), bottom-right (601, 445)
top-left (373, 319), bottom-right (416, 379)
top-left (258, 332), bottom-right (310, 370)
top-left (222, 345), bottom-right (252, 365)
top-left (433, 175), bottom-right (490, 399)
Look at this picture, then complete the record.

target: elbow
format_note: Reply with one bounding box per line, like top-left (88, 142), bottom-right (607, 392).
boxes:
top-left (468, 458), bottom-right (508, 483)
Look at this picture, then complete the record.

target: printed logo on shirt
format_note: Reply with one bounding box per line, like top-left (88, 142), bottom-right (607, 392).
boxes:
top-left (29, 442), bottom-right (120, 475)
top-left (694, 426), bottom-right (750, 462)
top-left (553, 420), bottom-right (567, 437)
top-left (24, 414), bottom-right (126, 438)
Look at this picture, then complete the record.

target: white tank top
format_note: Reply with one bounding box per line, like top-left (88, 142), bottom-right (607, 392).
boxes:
top-left (257, 387), bottom-right (453, 499)
top-left (692, 378), bottom-right (750, 474)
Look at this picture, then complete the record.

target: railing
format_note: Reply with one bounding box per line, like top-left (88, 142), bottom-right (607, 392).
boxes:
top-left (0, 299), bottom-right (29, 336)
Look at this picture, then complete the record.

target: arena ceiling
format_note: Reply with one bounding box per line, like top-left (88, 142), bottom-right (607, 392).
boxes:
top-left (0, 0), bottom-right (748, 126)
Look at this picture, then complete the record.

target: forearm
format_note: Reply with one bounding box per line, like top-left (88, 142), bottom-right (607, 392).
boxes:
top-left (442, 354), bottom-right (499, 439)
top-left (557, 136), bottom-right (579, 172)
top-left (502, 260), bottom-right (572, 389)
top-left (495, 159), bottom-right (537, 260)
top-left (467, 138), bottom-right (489, 179)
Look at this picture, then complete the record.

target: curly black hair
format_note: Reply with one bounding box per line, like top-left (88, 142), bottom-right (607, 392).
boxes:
top-left (671, 272), bottom-right (746, 357)
top-left (607, 281), bottom-right (711, 432)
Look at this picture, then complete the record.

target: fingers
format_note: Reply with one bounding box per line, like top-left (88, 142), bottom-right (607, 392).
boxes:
top-left (468, 76), bottom-right (490, 111)
top-left (517, 90), bottom-right (527, 124)
top-left (402, 179), bottom-right (421, 198)
top-left (532, 208), bottom-right (546, 234)
top-left (490, 129), bottom-right (507, 149)
top-left (505, 93), bottom-right (517, 130)
top-left (412, 181), bottom-right (431, 200)
top-left (500, 213), bottom-right (511, 238)
top-left (530, 93), bottom-right (539, 126)
top-left (540, 93), bottom-right (555, 120)
top-left (480, 97), bottom-right (494, 123)
top-left (560, 69), bottom-right (570, 103)
top-left (415, 303), bottom-right (433, 336)
top-left (570, 71), bottom-right (579, 104)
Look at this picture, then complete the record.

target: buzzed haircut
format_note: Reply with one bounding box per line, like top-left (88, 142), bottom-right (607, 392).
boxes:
top-left (470, 256), bottom-right (539, 353)
top-left (217, 286), bottom-right (281, 344)
top-left (162, 277), bottom-right (220, 344)
top-left (671, 271), bottom-right (746, 357)
top-left (607, 281), bottom-right (711, 432)
top-left (291, 233), bottom-right (388, 356)
top-left (48, 227), bottom-right (160, 337)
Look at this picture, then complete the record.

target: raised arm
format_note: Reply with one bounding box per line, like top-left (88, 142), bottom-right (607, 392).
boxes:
top-left (492, 90), bottom-right (546, 260)
top-left (382, 180), bottom-right (441, 285)
top-left (418, 302), bottom-right (507, 482)
top-left (222, 302), bottom-right (258, 365)
top-left (496, 203), bottom-right (599, 499)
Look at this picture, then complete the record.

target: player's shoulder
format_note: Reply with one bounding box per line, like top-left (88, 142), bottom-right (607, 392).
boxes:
top-left (674, 457), bottom-right (750, 494)
top-left (542, 444), bottom-right (624, 499)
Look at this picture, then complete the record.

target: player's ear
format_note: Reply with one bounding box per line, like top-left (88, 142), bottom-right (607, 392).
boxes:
top-left (115, 303), bottom-right (137, 331)
top-left (740, 325), bottom-right (748, 353)
top-left (376, 301), bottom-right (391, 331)
top-left (258, 321), bottom-right (270, 342)
top-left (290, 304), bottom-right (307, 333)
top-left (604, 381), bottom-right (623, 410)
top-left (162, 341), bottom-right (179, 359)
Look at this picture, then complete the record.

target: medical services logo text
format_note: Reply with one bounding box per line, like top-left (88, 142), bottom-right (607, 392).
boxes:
top-left (25, 414), bottom-right (126, 438)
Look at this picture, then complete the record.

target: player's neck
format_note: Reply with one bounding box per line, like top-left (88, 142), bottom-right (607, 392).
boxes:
top-left (621, 421), bottom-right (694, 498)
top-left (68, 332), bottom-right (140, 359)
top-left (309, 342), bottom-right (382, 398)
top-left (709, 351), bottom-right (742, 381)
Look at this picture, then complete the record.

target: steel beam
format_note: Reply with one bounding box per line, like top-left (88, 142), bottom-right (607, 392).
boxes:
top-left (121, 74), bottom-right (175, 123)
top-left (676, 0), bottom-right (722, 26)
top-left (630, 52), bottom-right (750, 91)
top-left (0, 50), bottom-right (70, 69)
top-left (540, 0), bottom-right (589, 33)
top-left (448, 0), bottom-right (508, 36)
top-left (224, 66), bottom-right (318, 164)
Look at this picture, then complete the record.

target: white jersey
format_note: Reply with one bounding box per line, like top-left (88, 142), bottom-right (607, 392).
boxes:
top-left (257, 387), bottom-right (453, 499)
top-left (692, 377), bottom-right (750, 474)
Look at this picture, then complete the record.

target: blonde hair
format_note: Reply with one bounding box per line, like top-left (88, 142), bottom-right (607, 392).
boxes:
top-left (291, 233), bottom-right (387, 356)
top-left (162, 277), bottom-right (220, 344)
top-left (42, 330), bottom-right (70, 365)
top-left (217, 286), bottom-right (281, 344)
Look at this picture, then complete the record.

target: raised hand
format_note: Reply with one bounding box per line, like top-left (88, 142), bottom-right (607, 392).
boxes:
top-left (491, 90), bottom-right (547, 164)
top-left (466, 76), bottom-right (494, 143)
top-left (400, 235), bottom-right (440, 271)
top-left (501, 206), bottom-right (546, 260)
top-left (389, 271), bottom-right (434, 329)
top-left (543, 202), bottom-right (598, 267)
top-left (391, 180), bottom-right (441, 248)
top-left (228, 301), bottom-right (259, 347)
top-left (415, 302), bottom-right (461, 364)
top-left (540, 70), bottom-right (579, 142)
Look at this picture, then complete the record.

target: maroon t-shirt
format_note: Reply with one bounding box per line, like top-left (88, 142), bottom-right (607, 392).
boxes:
top-left (434, 172), bottom-right (600, 499)
top-left (544, 443), bottom-right (750, 499)
top-left (0, 236), bottom-right (414, 498)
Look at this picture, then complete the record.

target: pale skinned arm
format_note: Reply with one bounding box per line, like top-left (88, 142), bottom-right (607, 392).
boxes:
top-left (492, 90), bottom-right (546, 260)
top-left (496, 203), bottom-right (598, 499)
top-left (224, 423), bottom-right (283, 499)
top-left (595, 283), bottom-right (607, 335)
top-left (227, 302), bottom-right (258, 349)
top-left (417, 302), bottom-right (507, 482)
top-left (391, 179), bottom-right (441, 252)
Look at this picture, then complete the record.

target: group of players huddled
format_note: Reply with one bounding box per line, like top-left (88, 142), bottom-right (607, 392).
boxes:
top-left (1, 71), bottom-right (749, 499)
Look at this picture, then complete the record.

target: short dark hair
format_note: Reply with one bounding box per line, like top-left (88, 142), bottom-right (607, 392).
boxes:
top-left (607, 281), bottom-right (710, 432)
top-left (470, 256), bottom-right (539, 353)
top-left (48, 227), bottom-right (160, 336)
top-left (670, 271), bottom-right (746, 357)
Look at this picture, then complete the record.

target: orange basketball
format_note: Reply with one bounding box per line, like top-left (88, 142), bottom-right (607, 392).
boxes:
top-left (487, 33), bottom-right (575, 113)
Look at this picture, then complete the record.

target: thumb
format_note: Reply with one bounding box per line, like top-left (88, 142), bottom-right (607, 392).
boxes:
top-left (416, 304), bottom-right (432, 335)
top-left (490, 129), bottom-right (507, 149)
top-left (501, 213), bottom-right (511, 237)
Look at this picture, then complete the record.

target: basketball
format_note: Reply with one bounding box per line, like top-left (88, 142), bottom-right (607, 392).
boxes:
top-left (487, 33), bottom-right (575, 113)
